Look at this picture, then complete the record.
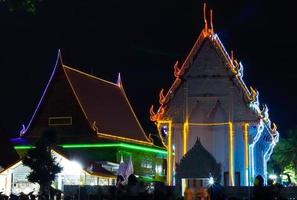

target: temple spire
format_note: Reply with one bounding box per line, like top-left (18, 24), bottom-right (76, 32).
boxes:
top-left (57, 49), bottom-right (63, 65)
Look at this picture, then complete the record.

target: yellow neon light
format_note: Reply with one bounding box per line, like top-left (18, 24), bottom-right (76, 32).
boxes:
top-left (188, 122), bottom-right (229, 126)
top-left (167, 121), bottom-right (172, 185)
top-left (244, 123), bottom-right (249, 169)
top-left (244, 123), bottom-right (249, 185)
top-left (119, 85), bottom-right (153, 143)
top-left (183, 122), bottom-right (188, 155)
top-left (63, 65), bottom-right (118, 87)
top-left (63, 65), bottom-right (93, 129)
top-left (157, 120), bottom-right (173, 148)
top-left (97, 132), bottom-right (153, 146)
top-left (157, 120), bottom-right (173, 185)
top-left (229, 122), bottom-right (234, 186)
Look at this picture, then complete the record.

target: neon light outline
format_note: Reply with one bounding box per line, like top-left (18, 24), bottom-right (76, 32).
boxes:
top-left (156, 120), bottom-right (173, 185)
top-left (64, 65), bottom-right (152, 144)
top-left (14, 143), bottom-right (167, 155)
top-left (244, 123), bottom-right (249, 186)
top-left (20, 50), bottom-right (62, 136)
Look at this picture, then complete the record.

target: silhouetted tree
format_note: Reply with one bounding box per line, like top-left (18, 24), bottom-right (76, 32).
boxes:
top-left (22, 130), bottom-right (62, 197)
top-left (0, 0), bottom-right (42, 13)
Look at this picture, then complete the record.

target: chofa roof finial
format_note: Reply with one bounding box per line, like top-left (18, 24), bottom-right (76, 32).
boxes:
top-left (210, 9), bottom-right (214, 33)
top-left (203, 3), bottom-right (208, 33)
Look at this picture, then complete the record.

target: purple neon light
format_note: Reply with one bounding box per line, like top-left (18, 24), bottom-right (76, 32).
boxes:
top-left (10, 137), bottom-right (28, 144)
top-left (20, 50), bottom-right (62, 136)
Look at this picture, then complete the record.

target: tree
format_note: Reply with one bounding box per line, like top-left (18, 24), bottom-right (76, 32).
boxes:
top-left (269, 129), bottom-right (297, 183)
top-left (0, 0), bottom-right (42, 14)
top-left (22, 130), bottom-right (62, 197)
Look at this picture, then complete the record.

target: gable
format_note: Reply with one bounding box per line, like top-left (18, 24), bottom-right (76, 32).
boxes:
top-left (160, 37), bottom-right (257, 123)
top-left (21, 52), bottom-right (151, 145)
top-left (24, 62), bottom-right (94, 141)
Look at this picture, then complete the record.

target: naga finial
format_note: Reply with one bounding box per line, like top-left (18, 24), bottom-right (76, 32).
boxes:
top-left (159, 106), bottom-right (165, 115)
top-left (230, 50), bottom-right (234, 64)
top-left (260, 104), bottom-right (268, 118)
top-left (92, 121), bottom-right (99, 132)
top-left (238, 62), bottom-right (243, 78)
top-left (174, 61), bottom-right (181, 78)
top-left (159, 88), bottom-right (166, 105)
top-left (249, 86), bottom-right (258, 102)
top-left (233, 59), bottom-right (239, 74)
top-left (271, 123), bottom-right (277, 134)
top-left (150, 105), bottom-right (157, 121)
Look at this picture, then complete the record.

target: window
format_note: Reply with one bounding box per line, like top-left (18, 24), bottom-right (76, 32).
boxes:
top-left (141, 158), bottom-right (152, 169)
top-left (48, 117), bottom-right (72, 126)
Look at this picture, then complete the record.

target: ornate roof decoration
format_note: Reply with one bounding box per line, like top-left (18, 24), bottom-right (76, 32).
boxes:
top-left (149, 3), bottom-right (279, 143)
top-left (176, 138), bottom-right (221, 181)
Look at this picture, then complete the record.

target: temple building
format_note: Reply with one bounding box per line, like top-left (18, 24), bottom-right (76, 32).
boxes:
top-left (1, 52), bottom-right (166, 195)
top-left (149, 4), bottom-right (279, 189)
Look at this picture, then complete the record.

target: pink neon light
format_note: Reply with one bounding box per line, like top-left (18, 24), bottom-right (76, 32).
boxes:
top-left (20, 50), bottom-right (62, 136)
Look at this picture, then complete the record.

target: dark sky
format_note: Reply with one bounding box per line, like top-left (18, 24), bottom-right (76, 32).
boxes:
top-left (0, 0), bottom-right (296, 137)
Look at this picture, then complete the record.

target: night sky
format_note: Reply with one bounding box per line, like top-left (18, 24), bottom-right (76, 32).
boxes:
top-left (0, 0), bottom-right (296, 137)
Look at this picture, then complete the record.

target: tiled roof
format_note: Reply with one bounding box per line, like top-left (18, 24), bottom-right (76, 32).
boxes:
top-left (20, 51), bottom-right (152, 145)
top-left (63, 65), bottom-right (151, 144)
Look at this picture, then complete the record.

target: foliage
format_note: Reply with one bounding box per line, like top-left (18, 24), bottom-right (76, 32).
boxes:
top-left (270, 130), bottom-right (297, 170)
top-left (0, 0), bottom-right (42, 14)
top-left (22, 130), bottom-right (62, 194)
top-left (269, 129), bottom-right (297, 182)
top-left (283, 163), bottom-right (297, 184)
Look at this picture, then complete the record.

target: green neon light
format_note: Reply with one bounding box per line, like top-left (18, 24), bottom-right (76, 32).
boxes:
top-left (61, 143), bottom-right (116, 148)
top-left (15, 143), bottom-right (168, 155)
top-left (14, 145), bottom-right (35, 150)
top-left (61, 143), bottom-right (167, 155)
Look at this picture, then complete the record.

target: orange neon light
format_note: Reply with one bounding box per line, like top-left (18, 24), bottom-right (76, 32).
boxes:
top-left (210, 9), bottom-right (214, 33)
top-left (203, 3), bottom-right (208, 32)
top-left (173, 61), bottom-right (180, 78)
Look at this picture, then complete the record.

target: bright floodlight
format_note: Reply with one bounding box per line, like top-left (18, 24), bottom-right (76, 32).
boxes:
top-left (209, 176), bottom-right (214, 185)
top-left (63, 160), bottom-right (83, 175)
top-left (269, 174), bottom-right (277, 180)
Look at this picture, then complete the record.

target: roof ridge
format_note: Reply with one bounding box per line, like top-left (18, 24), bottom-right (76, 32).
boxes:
top-left (20, 51), bottom-right (62, 136)
top-left (63, 65), bottom-right (119, 87)
top-left (62, 64), bottom-right (95, 132)
top-left (118, 83), bottom-right (153, 144)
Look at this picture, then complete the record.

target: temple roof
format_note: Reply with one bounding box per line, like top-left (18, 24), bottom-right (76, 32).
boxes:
top-left (149, 4), bottom-right (279, 143)
top-left (20, 51), bottom-right (152, 145)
